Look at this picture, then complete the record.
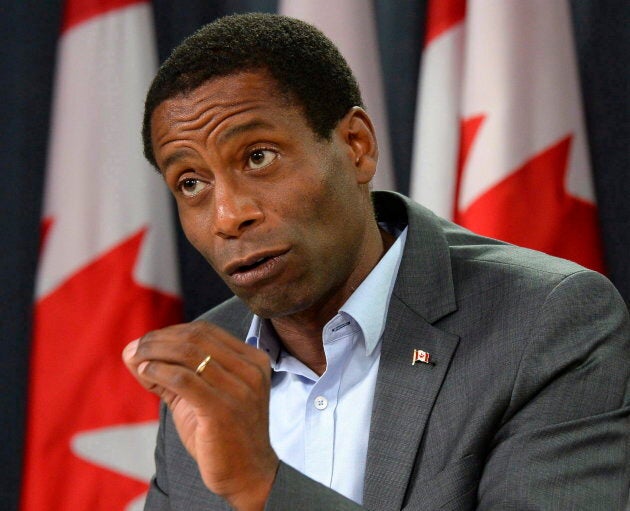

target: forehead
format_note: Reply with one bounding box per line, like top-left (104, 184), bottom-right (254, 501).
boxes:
top-left (151, 71), bottom-right (301, 141)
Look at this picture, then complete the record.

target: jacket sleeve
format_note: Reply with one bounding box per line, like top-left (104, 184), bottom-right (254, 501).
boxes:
top-left (265, 462), bottom-right (365, 511)
top-left (477, 270), bottom-right (630, 510)
top-left (144, 404), bottom-right (172, 511)
top-left (145, 404), bottom-right (366, 511)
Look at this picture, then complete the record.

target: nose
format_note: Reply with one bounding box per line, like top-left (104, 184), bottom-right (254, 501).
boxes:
top-left (212, 180), bottom-right (264, 239)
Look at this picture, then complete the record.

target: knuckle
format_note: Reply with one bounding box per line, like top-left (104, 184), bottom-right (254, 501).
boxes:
top-left (241, 357), bottom-right (270, 389)
top-left (189, 320), bottom-right (214, 336)
top-left (180, 342), bottom-right (202, 361)
top-left (254, 366), bottom-right (270, 387)
top-left (134, 340), bottom-right (151, 359)
top-left (169, 369), bottom-right (194, 390)
top-left (252, 349), bottom-right (269, 365)
top-left (182, 321), bottom-right (202, 335)
top-left (192, 320), bottom-right (229, 341)
top-left (181, 321), bottom-right (216, 345)
top-left (249, 350), bottom-right (271, 373)
top-left (139, 330), bottom-right (158, 345)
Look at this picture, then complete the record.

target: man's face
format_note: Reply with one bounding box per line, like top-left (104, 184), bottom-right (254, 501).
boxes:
top-left (151, 71), bottom-right (377, 318)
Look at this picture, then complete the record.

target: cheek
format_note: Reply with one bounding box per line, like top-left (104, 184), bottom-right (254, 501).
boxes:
top-left (178, 208), bottom-right (213, 256)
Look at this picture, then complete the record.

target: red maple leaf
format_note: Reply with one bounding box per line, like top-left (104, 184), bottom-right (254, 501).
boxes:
top-left (22, 227), bottom-right (182, 510)
top-left (454, 116), bottom-right (606, 273)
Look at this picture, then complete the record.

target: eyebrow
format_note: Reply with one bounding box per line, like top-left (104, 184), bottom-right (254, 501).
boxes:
top-left (159, 119), bottom-right (276, 173)
top-left (161, 149), bottom-right (195, 174)
top-left (216, 119), bottom-right (275, 145)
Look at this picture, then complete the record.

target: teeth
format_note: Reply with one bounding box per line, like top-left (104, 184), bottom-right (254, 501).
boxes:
top-left (256, 258), bottom-right (265, 263)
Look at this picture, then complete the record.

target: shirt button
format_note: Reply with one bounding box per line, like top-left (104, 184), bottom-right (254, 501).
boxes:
top-left (314, 396), bottom-right (328, 410)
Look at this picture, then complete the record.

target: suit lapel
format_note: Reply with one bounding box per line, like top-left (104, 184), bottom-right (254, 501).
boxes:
top-left (363, 192), bottom-right (460, 510)
top-left (363, 296), bottom-right (459, 510)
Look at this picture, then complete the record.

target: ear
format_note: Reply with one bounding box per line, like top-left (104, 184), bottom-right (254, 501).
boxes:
top-left (337, 107), bottom-right (379, 185)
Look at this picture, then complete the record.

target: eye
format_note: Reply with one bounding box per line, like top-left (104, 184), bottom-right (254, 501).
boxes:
top-left (177, 177), bottom-right (208, 198)
top-left (247, 149), bottom-right (277, 170)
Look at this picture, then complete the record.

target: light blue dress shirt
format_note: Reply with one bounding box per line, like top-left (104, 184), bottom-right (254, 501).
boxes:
top-left (246, 227), bottom-right (407, 504)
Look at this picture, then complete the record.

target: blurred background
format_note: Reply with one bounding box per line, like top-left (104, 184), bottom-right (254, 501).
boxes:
top-left (1, 1), bottom-right (628, 509)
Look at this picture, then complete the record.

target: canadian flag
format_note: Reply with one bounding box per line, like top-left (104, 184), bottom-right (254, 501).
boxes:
top-left (412, 349), bottom-right (431, 365)
top-left (21, 1), bottom-right (182, 510)
top-left (410, 0), bottom-right (605, 273)
top-left (279, 0), bottom-right (396, 191)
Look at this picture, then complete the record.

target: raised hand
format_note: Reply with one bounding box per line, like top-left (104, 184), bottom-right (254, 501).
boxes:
top-left (123, 321), bottom-right (279, 511)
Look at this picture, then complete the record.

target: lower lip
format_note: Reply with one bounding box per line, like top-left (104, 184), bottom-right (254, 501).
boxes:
top-left (229, 253), bottom-right (287, 288)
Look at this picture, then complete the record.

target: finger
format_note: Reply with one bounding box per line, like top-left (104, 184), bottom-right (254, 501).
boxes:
top-left (170, 321), bottom-right (254, 356)
top-left (129, 322), bottom-right (256, 368)
top-left (134, 342), bottom-right (269, 412)
top-left (127, 323), bottom-right (270, 391)
top-left (137, 358), bottom-right (225, 412)
top-left (122, 330), bottom-right (260, 398)
top-left (122, 340), bottom-right (168, 394)
top-left (126, 334), bottom-right (208, 373)
top-left (191, 321), bottom-right (254, 356)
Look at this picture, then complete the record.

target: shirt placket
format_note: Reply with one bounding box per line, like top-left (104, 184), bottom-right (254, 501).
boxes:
top-left (303, 317), bottom-right (355, 487)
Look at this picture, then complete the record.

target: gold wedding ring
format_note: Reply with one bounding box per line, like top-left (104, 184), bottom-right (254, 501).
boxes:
top-left (194, 355), bottom-right (212, 376)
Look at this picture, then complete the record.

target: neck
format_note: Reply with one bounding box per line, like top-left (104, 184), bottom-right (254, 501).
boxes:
top-left (270, 225), bottom-right (395, 375)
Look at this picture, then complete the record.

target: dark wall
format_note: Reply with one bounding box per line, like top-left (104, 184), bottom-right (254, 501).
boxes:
top-left (0, 1), bottom-right (63, 507)
top-left (1, 1), bottom-right (627, 509)
top-left (571, 0), bottom-right (630, 299)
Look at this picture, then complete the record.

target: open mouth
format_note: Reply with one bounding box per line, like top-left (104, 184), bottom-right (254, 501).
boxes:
top-left (227, 252), bottom-right (288, 288)
top-left (235, 256), bottom-right (272, 273)
top-left (224, 249), bottom-right (290, 285)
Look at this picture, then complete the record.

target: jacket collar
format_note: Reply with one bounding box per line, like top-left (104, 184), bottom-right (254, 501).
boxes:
top-left (373, 191), bottom-right (457, 323)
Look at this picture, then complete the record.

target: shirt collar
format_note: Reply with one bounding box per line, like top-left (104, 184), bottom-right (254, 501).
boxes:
top-left (246, 316), bottom-right (280, 367)
top-left (339, 227), bottom-right (407, 355)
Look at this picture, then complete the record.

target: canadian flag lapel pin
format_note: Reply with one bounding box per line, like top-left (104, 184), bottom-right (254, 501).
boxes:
top-left (412, 349), bottom-right (431, 365)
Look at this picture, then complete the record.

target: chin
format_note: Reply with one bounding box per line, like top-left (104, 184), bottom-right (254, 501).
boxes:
top-left (242, 299), bottom-right (299, 320)
top-left (236, 288), bottom-right (316, 319)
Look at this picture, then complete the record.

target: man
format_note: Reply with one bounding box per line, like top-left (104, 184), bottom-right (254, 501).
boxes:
top-left (123, 13), bottom-right (630, 511)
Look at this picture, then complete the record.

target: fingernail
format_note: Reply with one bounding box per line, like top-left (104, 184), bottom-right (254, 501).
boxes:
top-left (138, 361), bottom-right (149, 374)
top-left (123, 339), bottom-right (139, 360)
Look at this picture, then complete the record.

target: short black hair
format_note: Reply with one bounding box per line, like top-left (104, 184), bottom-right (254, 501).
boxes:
top-left (142, 12), bottom-right (364, 168)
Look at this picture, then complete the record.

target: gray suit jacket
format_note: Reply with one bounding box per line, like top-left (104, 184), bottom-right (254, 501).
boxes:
top-left (145, 192), bottom-right (630, 510)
